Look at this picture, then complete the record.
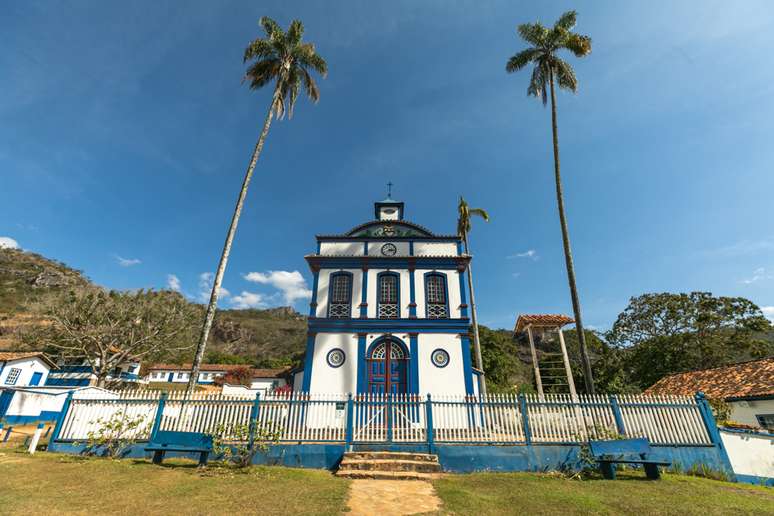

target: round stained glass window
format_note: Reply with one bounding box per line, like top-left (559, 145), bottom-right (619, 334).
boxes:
top-left (326, 348), bottom-right (346, 368)
top-left (431, 348), bottom-right (450, 368)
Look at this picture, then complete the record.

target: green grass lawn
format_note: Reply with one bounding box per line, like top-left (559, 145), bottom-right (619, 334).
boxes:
top-left (0, 451), bottom-right (350, 515)
top-left (433, 470), bottom-right (774, 515)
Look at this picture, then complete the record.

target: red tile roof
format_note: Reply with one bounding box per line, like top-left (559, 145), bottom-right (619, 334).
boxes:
top-left (514, 314), bottom-right (574, 333)
top-left (645, 357), bottom-right (774, 400)
top-left (0, 351), bottom-right (57, 369)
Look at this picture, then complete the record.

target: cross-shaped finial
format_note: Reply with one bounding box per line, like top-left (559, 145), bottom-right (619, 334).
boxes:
top-left (387, 182), bottom-right (393, 198)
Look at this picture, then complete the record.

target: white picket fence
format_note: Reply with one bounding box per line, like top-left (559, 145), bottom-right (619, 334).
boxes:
top-left (54, 391), bottom-right (713, 446)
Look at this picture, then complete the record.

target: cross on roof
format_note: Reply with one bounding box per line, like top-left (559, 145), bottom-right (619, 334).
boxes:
top-left (387, 182), bottom-right (393, 199)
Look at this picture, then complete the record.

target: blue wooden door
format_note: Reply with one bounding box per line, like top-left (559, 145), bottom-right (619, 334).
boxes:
top-left (0, 391), bottom-right (13, 419)
top-left (29, 372), bottom-right (43, 386)
top-left (168, 372), bottom-right (174, 382)
top-left (367, 339), bottom-right (408, 395)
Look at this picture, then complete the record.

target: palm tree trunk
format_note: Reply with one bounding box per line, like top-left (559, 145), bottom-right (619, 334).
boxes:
top-left (186, 101), bottom-right (276, 397)
top-left (463, 232), bottom-right (487, 395)
top-left (548, 69), bottom-right (595, 394)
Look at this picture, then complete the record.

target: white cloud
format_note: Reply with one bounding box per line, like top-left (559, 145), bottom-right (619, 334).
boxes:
top-left (760, 306), bottom-right (774, 322)
top-left (230, 291), bottom-right (267, 309)
top-left (244, 270), bottom-right (312, 304)
top-left (508, 249), bottom-right (539, 261)
top-left (0, 237), bottom-right (19, 249)
top-left (115, 255), bottom-right (141, 267)
top-left (741, 267), bottom-right (774, 285)
top-left (166, 274), bottom-right (181, 292)
top-left (198, 272), bottom-right (230, 302)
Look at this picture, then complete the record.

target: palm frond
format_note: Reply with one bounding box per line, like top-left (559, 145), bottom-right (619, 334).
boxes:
top-left (527, 61), bottom-right (548, 106)
top-left (294, 43), bottom-right (328, 76)
top-left (469, 208), bottom-right (490, 222)
top-left (287, 19), bottom-right (304, 45)
top-left (243, 39), bottom-right (276, 63)
top-left (564, 33), bottom-right (592, 57)
top-left (553, 11), bottom-right (577, 31)
top-left (506, 48), bottom-right (541, 73)
top-left (554, 58), bottom-right (578, 93)
top-left (300, 68), bottom-right (320, 102)
top-left (260, 16), bottom-right (282, 38)
top-left (244, 59), bottom-right (282, 90)
top-left (517, 22), bottom-right (548, 47)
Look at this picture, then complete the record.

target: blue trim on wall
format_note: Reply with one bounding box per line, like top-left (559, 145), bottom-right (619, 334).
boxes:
top-left (2, 411), bottom-right (60, 425)
top-left (309, 270), bottom-right (320, 317)
top-left (423, 271), bottom-right (451, 318)
top-left (301, 335), bottom-right (316, 392)
top-left (308, 257), bottom-right (466, 270)
top-left (308, 318), bottom-right (470, 333)
top-left (408, 270), bottom-right (417, 318)
top-left (735, 473), bottom-right (774, 487)
top-left (0, 361), bottom-right (5, 381)
top-left (460, 335), bottom-right (474, 395)
top-left (363, 242), bottom-right (368, 256)
top-left (326, 271), bottom-right (354, 318)
top-left (457, 241), bottom-right (463, 255)
top-left (356, 335), bottom-right (367, 394)
top-left (376, 271), bottom-right (401, 320)
top-left (409, 334), bottom-right (419, 394)
top-left (458, 269), bottom-right (468, 318)
top-left (359, 269), bottom-right (368, 318)
top-left (409, 241), bottom-right (414, 256)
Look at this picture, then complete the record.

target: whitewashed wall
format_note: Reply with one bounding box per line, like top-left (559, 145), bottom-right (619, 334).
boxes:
top-left (413, 242), bottom-right (458, 256)
top-left (319, 242), bottom-right (363, 256)
top-left (0, 358), bottom-right (50, 387)
top-left (729, 399), bottom-right (774, 428)
top-left (2, 386), bottom-right (118, 420)
top-left (417, 333), bottom-right (467, 396)
top-left (720, 429), bottom-right (774, 480)
top-left (315, 268), bottom-right (363, 318)
top-left (414, 269), bottom-right (462, 319)
top-left (366, 241), bottom-right (410, 257)
top-left (308, 333), bottom-right (359, 394)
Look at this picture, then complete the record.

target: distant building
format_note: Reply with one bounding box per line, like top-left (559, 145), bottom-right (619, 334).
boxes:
top-left (646, 357), bottom-right (774, 430)
top-left (45, 359), bottom-right (142, 387)
top-left (0, 352), bottom-right (56, 387)
top-left (145, 363), bottom-right (290, 391)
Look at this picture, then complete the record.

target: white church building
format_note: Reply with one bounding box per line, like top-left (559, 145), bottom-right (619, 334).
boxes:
top-left (295, 196), bottom-right (480, 396)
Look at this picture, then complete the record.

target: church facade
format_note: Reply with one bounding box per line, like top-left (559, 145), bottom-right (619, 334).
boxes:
top-left (295, 197), bottom-right (480, 396)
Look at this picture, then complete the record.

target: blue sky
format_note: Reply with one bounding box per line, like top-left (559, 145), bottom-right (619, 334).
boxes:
top-left (3, 0), bottom-right (774, 330)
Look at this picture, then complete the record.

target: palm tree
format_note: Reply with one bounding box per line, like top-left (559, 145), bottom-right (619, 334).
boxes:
top-left (505, 11), bottom-right (595, 393)
top-left (457, 197), bottom-right (490, 395)
top-left (186, 17), bottom-right (327, 396)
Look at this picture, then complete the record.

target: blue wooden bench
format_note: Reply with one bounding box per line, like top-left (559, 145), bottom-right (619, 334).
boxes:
top-left (145, 431), bottom-right (213, 467)
top-left (588, 438), bottom-right (670, 480)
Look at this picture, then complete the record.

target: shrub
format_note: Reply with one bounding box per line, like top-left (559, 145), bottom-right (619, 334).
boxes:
top-left (210, 422), bottom-right (280, 468)
top-left (82, 411), bottom-right (150, 459)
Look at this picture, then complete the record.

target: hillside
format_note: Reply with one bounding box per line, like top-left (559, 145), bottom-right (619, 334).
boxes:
top-left (0, 248), bottom-right (308, 366)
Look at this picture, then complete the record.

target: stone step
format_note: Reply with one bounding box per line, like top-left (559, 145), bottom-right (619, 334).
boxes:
top-left (340, 458), bottom-right (442, 473)
top-left (343, 451), bottom-right (438, 462)
top-left (335, 469), bottom-right (440, 481)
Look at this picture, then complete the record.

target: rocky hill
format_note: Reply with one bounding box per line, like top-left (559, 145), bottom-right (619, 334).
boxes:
top-left (0, 248), bottom-right (308, 366)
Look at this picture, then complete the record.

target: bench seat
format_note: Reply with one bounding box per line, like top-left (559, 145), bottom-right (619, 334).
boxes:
top-left (589, 438), bottom-right (670, 480)
top-left (145, 430), bottom-right (213, 467)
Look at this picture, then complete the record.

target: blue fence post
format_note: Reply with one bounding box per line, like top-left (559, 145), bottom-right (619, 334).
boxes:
top-left (695, 392), bottom-right (722, 445)
top-left (609, 395), bottom-right (627, 436)
top-left (425, 394), bottom-right (435, 454)
top-left (248, 392), bottom-right (261, 450)
top-left (519, 394), bottom-right (531, 445)
top-left (2, 426), bottom-right (11, 443)
top-left (345, 393), bottom-right (354, 449)
top-left (150, 393), bottom-right (168, 441)
top-left (49, 391), bottom-right (74, 445)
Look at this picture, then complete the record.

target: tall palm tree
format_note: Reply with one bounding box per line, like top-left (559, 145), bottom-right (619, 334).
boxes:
top-left (505, 11), bottom-right (595, 393)
top-left (457, 197), bottom-right (490, 395)
top-left (186, 17), bottom-right (327, 396)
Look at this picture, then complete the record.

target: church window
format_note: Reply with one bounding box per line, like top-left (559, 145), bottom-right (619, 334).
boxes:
top-left (328, 272), bottom-right (352, 318)
top-left (425, 273), bottom-right (448, 319)
top-left (378, 273), bottom-right (400, 319)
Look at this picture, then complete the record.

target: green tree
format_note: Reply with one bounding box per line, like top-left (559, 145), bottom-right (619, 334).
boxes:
top-left (188, 17), bottom-right (327, 396)
top-left (457, 197), bottom-right (490, 394)
top-left (607, 292), bottom-right (772, 389)
top-left (476, 325), bottom-right (530, 393)
top-left (506, 11), bottom-right (595, 393)
top-left (28, 290), bottom-right (198, 388)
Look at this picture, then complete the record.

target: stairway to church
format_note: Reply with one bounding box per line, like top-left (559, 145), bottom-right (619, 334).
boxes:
top-left (335, 451), bottom-right (442, 480)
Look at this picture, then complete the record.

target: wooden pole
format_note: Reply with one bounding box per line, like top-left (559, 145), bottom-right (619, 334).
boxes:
top-left (526, 325), bottom-right (544, 397)
top-left (557, 328), bottom-right (577, 399)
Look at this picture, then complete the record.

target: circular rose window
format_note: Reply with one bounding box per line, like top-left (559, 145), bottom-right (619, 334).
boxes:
top-left (431, 348), bottom-right (450, 368)
top-left (326, 348), bottom-right (346, 368)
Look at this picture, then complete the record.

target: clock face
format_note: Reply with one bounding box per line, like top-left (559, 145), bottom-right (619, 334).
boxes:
top-left (381, 243), bottom-right (397, 256)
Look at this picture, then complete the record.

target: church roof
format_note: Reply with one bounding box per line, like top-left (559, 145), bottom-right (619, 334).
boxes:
top-left (514, 314), bottom-right (575, 333)
top-left (316, 220), bottom-right (459, 240)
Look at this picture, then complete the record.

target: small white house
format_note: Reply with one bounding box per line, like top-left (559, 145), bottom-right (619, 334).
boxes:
top-left (45, 359), bottom-right (142, 387)
top-left (0, 352), bottom-right (56, 388)
top-left (647, 357), bottom-right (774, 430)
top-left (146, 363), bottom-right (290, 391)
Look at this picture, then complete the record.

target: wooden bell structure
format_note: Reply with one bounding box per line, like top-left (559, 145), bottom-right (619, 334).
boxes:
top-left (514, 314), bottom-right (577, 398)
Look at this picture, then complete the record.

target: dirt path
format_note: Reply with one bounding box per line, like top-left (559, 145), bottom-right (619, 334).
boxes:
top-left (345, 479), bottom-right (441, 515)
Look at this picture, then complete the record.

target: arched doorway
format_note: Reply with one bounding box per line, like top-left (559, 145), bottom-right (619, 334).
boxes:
top-left (367, 336), bottom-right (409, 395)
